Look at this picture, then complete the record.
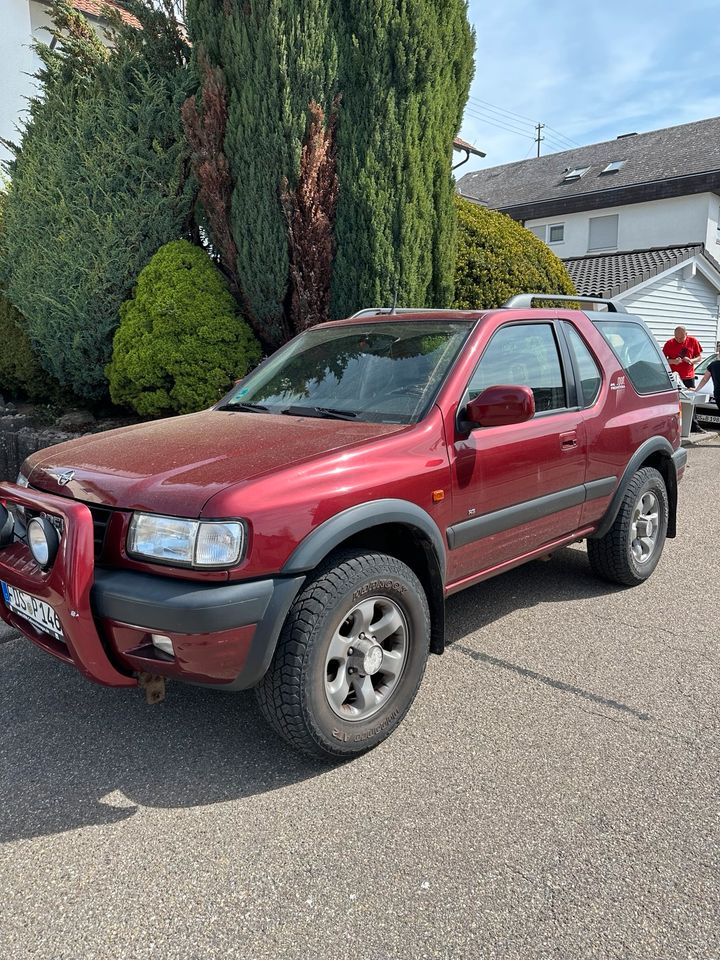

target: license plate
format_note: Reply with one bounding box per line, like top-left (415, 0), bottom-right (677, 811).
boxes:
top-left (696, 413), bottom-right (720, 424)
top-left (1, 581), bottom-right (64, 641)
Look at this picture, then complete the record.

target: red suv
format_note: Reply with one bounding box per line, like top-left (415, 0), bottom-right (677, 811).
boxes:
top-left (0, 295), bottom-right (686, 759)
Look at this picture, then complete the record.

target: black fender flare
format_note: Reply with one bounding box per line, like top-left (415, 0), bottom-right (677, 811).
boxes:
top-left (282, 499), bottom-right (447, 577)
top-left (282, 499), bottom-right (447, 654)
top-left (589, 437), bottom-right (681, 540)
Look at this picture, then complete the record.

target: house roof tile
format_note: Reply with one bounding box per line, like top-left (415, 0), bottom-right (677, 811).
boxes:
top-left (563, 244), bottom-right (720, 299)
top-left (457, 117), bottom-right (720, 211)
top-left (70, 0), bottom-right (140, 29)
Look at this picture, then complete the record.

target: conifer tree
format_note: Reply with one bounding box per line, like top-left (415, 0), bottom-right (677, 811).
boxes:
top-left (186, 0), bottom-right (338, 348)
top-left (186, 0), bottom-right (475, 337)
top-left (332, 1), bottom-right (475, 317)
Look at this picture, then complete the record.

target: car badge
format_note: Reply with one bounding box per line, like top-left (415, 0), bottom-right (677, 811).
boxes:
top-left (54, 470), bottom-right (76, 487)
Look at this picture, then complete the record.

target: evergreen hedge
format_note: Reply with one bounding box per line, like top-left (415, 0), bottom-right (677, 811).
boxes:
top-left (0, 1), bottom-right (195, 402)
top-left (0, 289), bottom-right (58, 403)
top-left (107, 240), bottom-right (261, 416)
top-left (454, 198), bottom-right (576, 308)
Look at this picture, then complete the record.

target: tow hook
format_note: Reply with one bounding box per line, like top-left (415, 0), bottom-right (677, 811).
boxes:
top-left (138, 672), bottom-right (166, 705)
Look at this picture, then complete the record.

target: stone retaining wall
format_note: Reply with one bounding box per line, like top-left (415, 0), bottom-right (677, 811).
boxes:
top-left (0, 413), bottom-right (82, 482)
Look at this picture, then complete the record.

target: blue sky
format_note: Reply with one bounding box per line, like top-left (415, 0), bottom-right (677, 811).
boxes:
top-left (459, 0), bottom-right (720, 172)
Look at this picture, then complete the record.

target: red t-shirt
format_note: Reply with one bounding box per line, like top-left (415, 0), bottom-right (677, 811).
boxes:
top-left (663, 336), bottom-right (702, 381)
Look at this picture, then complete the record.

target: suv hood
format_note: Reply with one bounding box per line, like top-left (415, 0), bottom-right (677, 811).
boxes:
top-left (26, 410), bottom-right (406, 516)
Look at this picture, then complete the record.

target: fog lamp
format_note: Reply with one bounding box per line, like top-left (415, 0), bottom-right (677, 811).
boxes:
top-left (27, 516), bottom-right (60, 569)
top-left (0, 504), bottom-right (14, 548)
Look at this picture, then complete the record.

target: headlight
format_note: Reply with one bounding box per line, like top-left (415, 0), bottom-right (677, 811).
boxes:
top-left (127, 514), bottom-right (245, 568)
top-left (28, 516), bottom-right (60, 569)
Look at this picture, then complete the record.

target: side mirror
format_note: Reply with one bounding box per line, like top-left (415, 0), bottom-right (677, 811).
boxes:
top-left (464, 385), bottom-right (535, 428)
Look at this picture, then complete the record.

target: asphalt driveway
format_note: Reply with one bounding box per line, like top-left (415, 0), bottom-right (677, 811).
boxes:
top-left (1, 441), bottom-right (718, 959)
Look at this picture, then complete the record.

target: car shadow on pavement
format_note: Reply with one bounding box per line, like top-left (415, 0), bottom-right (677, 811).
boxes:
top-left (444, 544), bottom-right (623, 644)
top-left (0, 643), bottom-right (329, 844)
top-left (1, 545), bottom-right (623, 844)
top-left (443, 546), bottom-right (652, 721)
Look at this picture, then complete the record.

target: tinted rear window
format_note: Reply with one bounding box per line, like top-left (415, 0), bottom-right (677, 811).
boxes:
top-left (595, 320), bottom-right (673, 394)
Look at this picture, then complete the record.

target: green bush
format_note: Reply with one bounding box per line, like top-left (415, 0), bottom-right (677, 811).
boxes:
top-left (107, 241), bottom-right (261, 416)
top-left (0, 288), bottom-right (62, 403)
top-left (0, 1), bottom-right (195, 402)
top-left (454, 197), bottom-right (576, 309)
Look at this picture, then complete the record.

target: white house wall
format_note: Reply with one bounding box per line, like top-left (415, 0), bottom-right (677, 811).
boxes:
top-left (28, 1), bottom-right (54, 42)
top-left (1, 0), bottom-right (115, 165)
top-left (704, 193), bottom-right (720, 261)
top-left (618, 265), bottom-right (720, 355)
top-left (526, 194), bottom-right (717, 260)
top-left (0, 0), bottom-right (35, 162)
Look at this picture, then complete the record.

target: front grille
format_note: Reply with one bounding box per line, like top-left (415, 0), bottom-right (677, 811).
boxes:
top-left (87, 504), bottom-right (113, 557)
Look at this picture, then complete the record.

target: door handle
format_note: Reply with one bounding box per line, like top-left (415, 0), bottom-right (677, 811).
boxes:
top-left (560, 431), bottom-right (578, 450)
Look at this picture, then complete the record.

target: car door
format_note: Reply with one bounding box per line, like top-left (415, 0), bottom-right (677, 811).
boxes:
top-left (446, 319), bottom-right (587, 587)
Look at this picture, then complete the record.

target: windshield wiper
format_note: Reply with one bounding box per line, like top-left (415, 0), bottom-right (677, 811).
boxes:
top-left (281, 405), bottom-right (360, 421)
top-left (216, 401), bottom-right (271, 413)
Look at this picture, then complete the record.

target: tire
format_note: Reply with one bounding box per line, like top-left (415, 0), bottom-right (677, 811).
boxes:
top-left (587, 467), bottom-right (669, 586)
top-left (255, 549), bottom-right (431, 760)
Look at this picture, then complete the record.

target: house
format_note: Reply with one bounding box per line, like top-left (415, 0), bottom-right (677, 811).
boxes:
top-left (1, 0), bottom-right (138, 162)
top-left (457, 117), bottom-right (720, 353)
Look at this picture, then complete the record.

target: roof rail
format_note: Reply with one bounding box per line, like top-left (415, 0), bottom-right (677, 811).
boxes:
top-left (502, 293), bottom-right (626, 313)
top-left (349, 307), bottom-right (456, 318)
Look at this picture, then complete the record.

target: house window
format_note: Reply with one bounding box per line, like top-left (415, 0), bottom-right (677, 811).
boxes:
top-left (588, 214), bottom-right (618, 251)
top-left (601, 160), bottom-right (626, 174)
top-left (562, 167), bottom-right (590, 182)
top-left (548, 224), bottom-right (565, 244)
top-left (528, 225), bottom-right (546, 240)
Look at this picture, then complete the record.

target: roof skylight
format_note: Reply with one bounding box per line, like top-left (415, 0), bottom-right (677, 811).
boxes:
top-left (601, 160), bottom-right (626, 174)
top-left (562, 167), bottom-right (590, 182)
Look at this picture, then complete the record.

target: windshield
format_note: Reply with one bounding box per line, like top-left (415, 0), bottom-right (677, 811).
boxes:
top-left (220, 321), bottom-right (474, 424)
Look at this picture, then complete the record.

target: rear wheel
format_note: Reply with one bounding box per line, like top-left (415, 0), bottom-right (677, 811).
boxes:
top-left (587, 467), bottom-right (668, 586)
top-left (255, 550), bottom-right (430, 760)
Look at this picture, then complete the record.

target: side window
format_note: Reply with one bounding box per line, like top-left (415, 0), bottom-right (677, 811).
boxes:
top-left (563, 323), bottom-right (602, 406)
top-left (468, 323), bottom-right (567, 413)
top-left (595, 320), bottom-right (673, 394)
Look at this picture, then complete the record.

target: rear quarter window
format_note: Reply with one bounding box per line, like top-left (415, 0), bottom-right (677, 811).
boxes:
top-left (595, 320), bottom-right (673, 395)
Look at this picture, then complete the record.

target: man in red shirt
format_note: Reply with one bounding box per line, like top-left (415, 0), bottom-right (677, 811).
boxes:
top-left (663, 326), bottom-right (703, 387)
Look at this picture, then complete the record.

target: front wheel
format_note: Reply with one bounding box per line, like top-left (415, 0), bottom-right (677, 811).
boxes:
top-left (255, 550), bottom-right (430, 760)
top-left (587, 467), bottom-right (669, 586)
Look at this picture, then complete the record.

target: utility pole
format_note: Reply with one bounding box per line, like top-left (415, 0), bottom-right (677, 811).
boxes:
top-left (535, 123), bottom-right (545, 158)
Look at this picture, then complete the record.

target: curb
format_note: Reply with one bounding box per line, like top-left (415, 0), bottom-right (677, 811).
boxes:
top-left (682, 431), bottom-right (719, 446)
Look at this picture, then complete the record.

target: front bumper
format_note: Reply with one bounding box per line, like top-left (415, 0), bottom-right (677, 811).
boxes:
top-left (0, 482), bottom-right (303, 689)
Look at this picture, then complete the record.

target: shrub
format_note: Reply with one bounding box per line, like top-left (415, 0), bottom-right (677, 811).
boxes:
top-left (0, 290), bottom-right (54, 402)
top-left (453, 197), bottom-right (576, 309)
top-left (0, 1), bottom-right (195, 401)
top-left (107, 241), bottom-right (261, 416)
